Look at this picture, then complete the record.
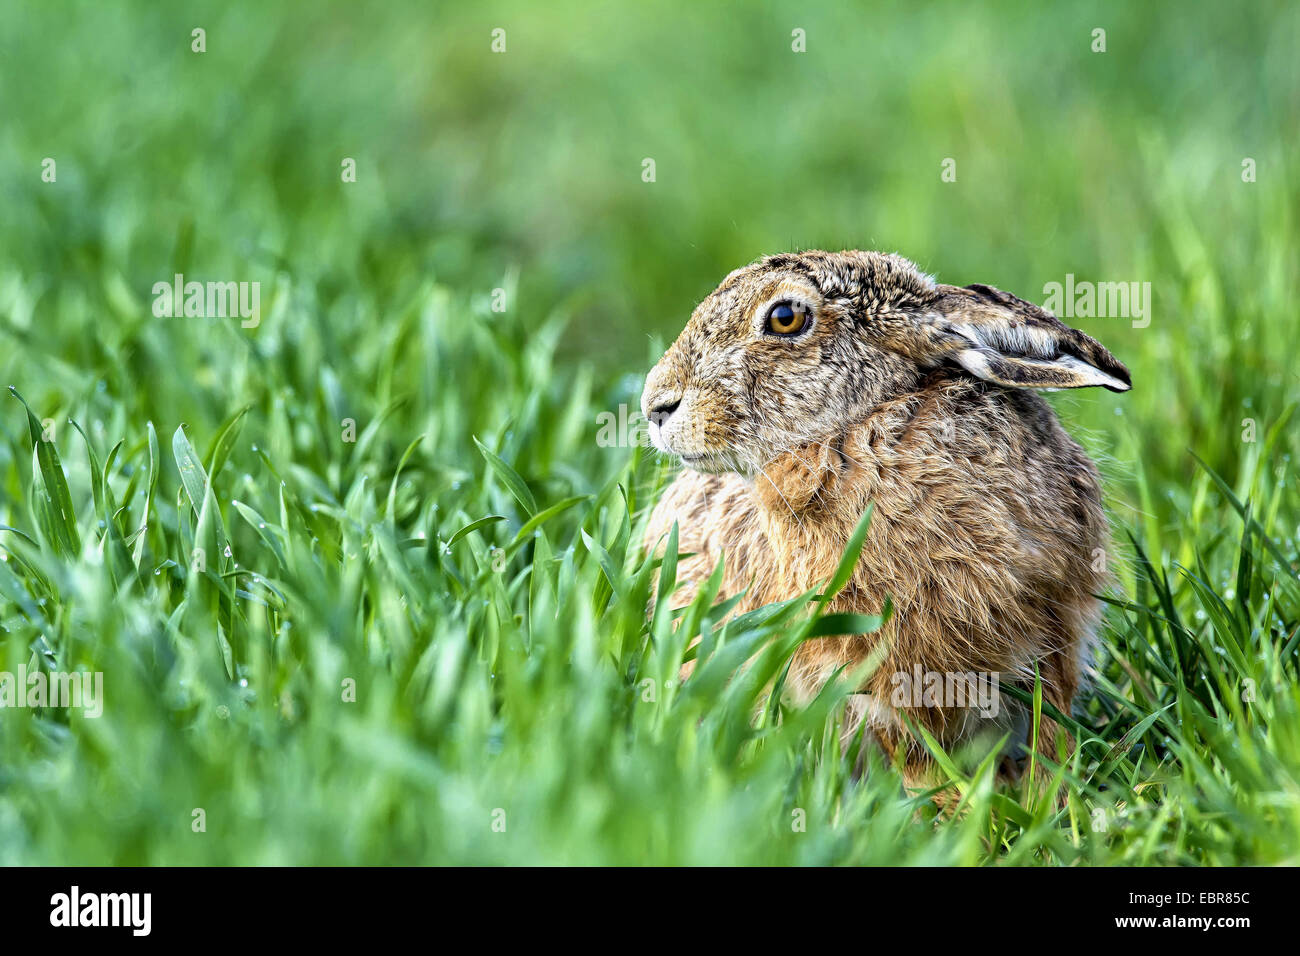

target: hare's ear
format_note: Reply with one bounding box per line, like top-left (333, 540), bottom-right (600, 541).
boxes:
top-left (911, 283), bottom-right (1131, 392)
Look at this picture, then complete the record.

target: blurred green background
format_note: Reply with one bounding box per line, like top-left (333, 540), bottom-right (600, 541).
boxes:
top-left (4, 0), bottom-right (1296, 490)
top-left (5, 2), bottom-right (1297, 505)
top-left (0, 1), bottom-right (1297, 864)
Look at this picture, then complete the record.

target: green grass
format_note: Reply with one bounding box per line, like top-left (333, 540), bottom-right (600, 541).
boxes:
top-left (1, 0), bottom-right (1298, 864)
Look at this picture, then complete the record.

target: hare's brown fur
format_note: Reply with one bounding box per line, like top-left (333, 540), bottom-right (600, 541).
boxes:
top-left (641, 251), bottom-right (1129, 787)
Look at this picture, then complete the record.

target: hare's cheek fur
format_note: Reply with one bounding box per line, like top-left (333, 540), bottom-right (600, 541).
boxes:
top-left (642, 250), bottom-right (1130, 786)
top-left (643, 348), bottom-right (758, 472)
top-left (644, 381), bottom-right (751, 473)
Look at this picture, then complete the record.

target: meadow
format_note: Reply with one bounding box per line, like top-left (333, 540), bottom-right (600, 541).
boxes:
top-left (0, 0), bottom-right (1297, 864)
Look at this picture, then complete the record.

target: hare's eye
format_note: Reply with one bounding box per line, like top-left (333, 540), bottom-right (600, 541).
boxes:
top-left (765, 301), bottom-right (809, 336)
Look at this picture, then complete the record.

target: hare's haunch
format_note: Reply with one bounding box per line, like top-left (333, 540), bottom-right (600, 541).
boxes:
top-left (641, 251), bottom-right (1130, 785)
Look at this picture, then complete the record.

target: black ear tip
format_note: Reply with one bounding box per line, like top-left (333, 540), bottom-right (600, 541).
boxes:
top-left (1085, 341), bottom-right (1131, 391)
top-left (1104, 358), bottom-right (1133, 391)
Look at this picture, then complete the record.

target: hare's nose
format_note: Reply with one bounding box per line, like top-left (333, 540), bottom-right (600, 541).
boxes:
top-left (648, 395), bottom-right (681, 427)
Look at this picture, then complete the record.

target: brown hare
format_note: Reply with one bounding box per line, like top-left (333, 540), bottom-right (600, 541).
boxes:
top-left (641, 250), bottom-right (1130, 791)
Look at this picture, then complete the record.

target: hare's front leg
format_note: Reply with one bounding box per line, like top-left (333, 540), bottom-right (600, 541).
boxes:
top-left (644, 468), bottom-right (773, 681)
top-left (749, 435), bottom-right (887, 703)
top-left (649, 468), bottom-right (784, 597)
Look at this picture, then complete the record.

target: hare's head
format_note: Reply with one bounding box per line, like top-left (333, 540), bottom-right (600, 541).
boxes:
top-left (641, 250), bottom-right (1130, 475)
